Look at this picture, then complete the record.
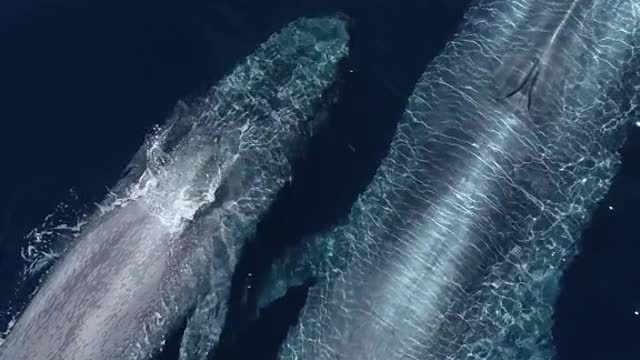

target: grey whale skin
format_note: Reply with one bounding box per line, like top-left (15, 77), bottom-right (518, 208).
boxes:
top-left (0, 17), bottom-right (348, 360)
top-left (261, 1), bottom-right (640, 360)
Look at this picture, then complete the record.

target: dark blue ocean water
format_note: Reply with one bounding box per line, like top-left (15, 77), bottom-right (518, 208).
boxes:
top-left (0, 1), bottom-right (638, 359)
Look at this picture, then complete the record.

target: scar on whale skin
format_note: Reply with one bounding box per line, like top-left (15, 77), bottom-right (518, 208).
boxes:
top-left (495, 57), bottom-right (542, 114)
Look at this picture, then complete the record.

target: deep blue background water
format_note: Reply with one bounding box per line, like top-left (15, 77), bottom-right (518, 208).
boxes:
top-left (0, 1), bottom-right (638, 359)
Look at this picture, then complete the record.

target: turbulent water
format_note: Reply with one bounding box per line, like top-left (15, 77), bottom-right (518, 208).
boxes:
top-left (0, 16), bottom-right (348, 360)
top-left (259, 1), bottom-right (640, 359)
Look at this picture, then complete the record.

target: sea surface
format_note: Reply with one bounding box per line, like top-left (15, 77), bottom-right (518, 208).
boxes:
top-left (0, 0), bottom-right (638, 359)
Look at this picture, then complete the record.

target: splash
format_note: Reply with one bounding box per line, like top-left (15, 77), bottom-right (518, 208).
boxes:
top-left (0, 15), bottom-right (349, 360)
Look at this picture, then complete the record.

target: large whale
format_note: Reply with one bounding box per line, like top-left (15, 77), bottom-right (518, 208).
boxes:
top-left (259, 1), bottom-right (639, 359)
top-left (0, 16), bottom-right (348, 360)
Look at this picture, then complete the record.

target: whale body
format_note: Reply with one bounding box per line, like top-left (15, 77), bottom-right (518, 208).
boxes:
top-left (0, 16), bottom-right (349, 360)
top-left (260, 2), bottom-right (639, 359)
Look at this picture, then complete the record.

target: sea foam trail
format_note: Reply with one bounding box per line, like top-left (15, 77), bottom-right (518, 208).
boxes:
top-left (261, 2), bottom-right (639, 359)
top-left (0, 16), bottom-right (348, 360)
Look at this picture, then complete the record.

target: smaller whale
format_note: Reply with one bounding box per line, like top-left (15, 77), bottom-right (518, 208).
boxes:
top-left (259, 1), bottom-right (639, 360)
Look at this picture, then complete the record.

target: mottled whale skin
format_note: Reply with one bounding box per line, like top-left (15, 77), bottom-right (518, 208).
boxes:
top-left (261, 1), bottom-right (639, 360)
top-left (0, 16), bottom-right (348, 360)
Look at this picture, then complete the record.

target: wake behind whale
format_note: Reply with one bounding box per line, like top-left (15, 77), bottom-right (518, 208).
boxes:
top-left (0, 16), bottom-right (349, 360)
top-left (260, 1), bottom-right (639, 359)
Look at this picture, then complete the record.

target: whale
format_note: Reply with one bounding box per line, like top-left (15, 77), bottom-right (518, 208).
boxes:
top-left (259, 1), bottom-right (639, 359)
top-left (0, 16), bottom-right (349, 360)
